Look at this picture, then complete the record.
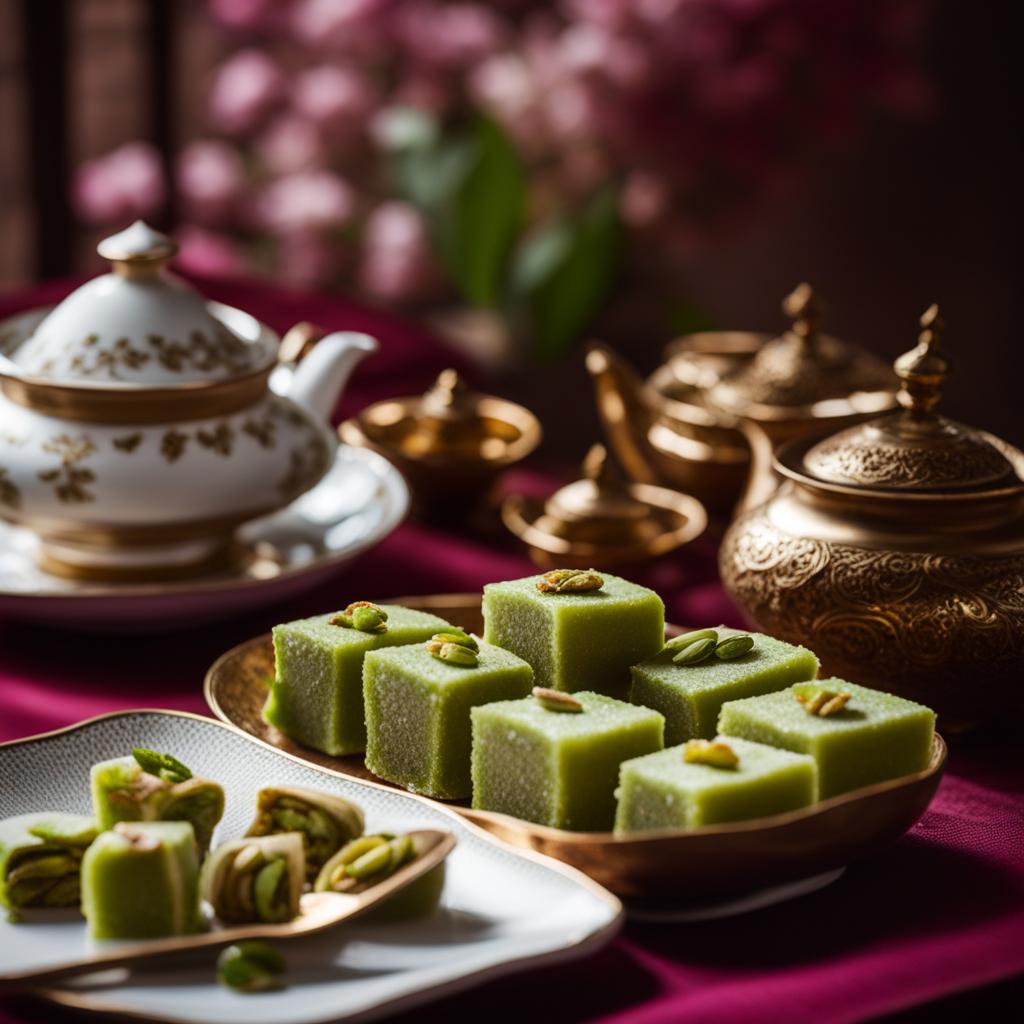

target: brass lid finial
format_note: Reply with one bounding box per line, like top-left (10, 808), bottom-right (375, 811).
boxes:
top-left (894, 304), bottom-right (951, 417)
top-left (582, 443), bottom-right (620, 491)
top-left (782, 283), bottom-right (824, 345)
top-left (421, 368), bottom-right (472, 418)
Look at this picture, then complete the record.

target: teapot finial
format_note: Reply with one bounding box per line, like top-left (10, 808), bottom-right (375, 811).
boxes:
top-left (782, 282), bottom-right (823, 346)
top-left (895, 304), bottom-right (950, 417)
top-left (97, 221), bottom-right (177, 278)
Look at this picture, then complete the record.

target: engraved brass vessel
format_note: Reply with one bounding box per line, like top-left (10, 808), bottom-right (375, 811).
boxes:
top-left (587, 284), bottom-right (897, 519)
top-left (501, 444), bottom-right (707, 568)
top-left (338, 368), bottom-right (540, 515)
top-left (720, 306), bottom-right (1024, 731)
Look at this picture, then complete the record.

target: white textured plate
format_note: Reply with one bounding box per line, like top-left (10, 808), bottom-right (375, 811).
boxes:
top-left (0, 444), bottom-right (408, 630)
top-left (0, 711), bottom-right (621, 1024)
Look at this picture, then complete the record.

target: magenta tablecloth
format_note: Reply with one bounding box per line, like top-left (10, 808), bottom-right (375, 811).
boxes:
top-left (1, 279), bottom-right (1022, 1024)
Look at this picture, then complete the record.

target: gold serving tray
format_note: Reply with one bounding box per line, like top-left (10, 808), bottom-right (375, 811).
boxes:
top-left (205, 593), bottom-right (947, 902)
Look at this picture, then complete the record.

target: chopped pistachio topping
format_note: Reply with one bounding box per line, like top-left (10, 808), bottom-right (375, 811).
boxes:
top-left (426, 630), bottom-right (479, 653)
top-left (672, 636), bottom-right (717, 665)
top-left (535, 569), bottom-right (604, 594)
top-left (797, 688), bottom-right (852, 717)
top-left (428, 641), bottom-right (479, 667)
top-left (683, 739), bottom-right (740, 769)
top-left (665, 628), bottom-right (718, 652)
top-left (217, 941), bottom-right (286, 993)
top-left (329, 601), bottom-right (389, 633)
top-left (714, 634), bottom-right (755, 660)
top-left (532, 686), bottom-right (583, 713)
top-left (131, 747), bottom-right (192, 783)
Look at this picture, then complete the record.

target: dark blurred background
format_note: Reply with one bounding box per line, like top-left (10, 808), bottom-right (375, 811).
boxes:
top-left (0, 0), bottom-right (1019, 450)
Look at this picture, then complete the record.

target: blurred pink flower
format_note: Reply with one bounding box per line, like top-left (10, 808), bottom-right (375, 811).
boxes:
top-left (358, 200), bottom-right (437, 301)
top-left (176, 140), bottom-right (246, 223)
top-left (291, 65), bottom-right (378, 129)
top-left (257, 170), bottom-right (356, 233)
top-left (174, 225), bottom-right (246, 277)
top-left (73, 143), bottom-right (165, 226)
top-left (275, 229), bottom-right (342, 286)
top-left (256, 115), bottom-right (325, 175)
top-left (208, 0), bottom-right (286, 31)
top-left (620, 170), bottom-right (668, 227)
top-left (391, 72), bottom-right (453, 114)
top-left (289, 0), bottom-right (393, 52)
top-left (394, 2), bottom-right (506, 69)
top-left (470, 54), bottom-right (536, 136)
top-left (209, 49), bottom-right (285, 134)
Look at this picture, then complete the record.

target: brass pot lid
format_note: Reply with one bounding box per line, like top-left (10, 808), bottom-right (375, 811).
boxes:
top-left (784, 306), bottom-right (1022, 495)
top-left (7, 221), bottom-right (275, 387)
top-left (707, 284), bottom-right (896, 421)
top-left (349, 368), bottom-right (541, 465)
top-left (502, 445), bottom-right (707, 562)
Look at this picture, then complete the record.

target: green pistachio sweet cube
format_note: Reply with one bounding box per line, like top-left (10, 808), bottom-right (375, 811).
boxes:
top-left (614, 737), bottom-right (816, 833)
top-left (482, 573), bottom-right (665, 698)
top-left (471, 691), bottom-right (665, 831)
top-left (364, 640), bottom-right (534, 799)
top-left (718, 680), bottom-right (937, 799)
top-left (630, 627), bottom-right (820, 745)
top-left (263, 605), bottom-right (452, 756)
top-left (81, 821), bottom-right (201, 939)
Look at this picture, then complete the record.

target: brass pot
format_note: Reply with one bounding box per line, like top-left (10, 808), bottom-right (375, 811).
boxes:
top-left (338, 369), bottom-right (541, 517)
top-left (588, 284), bottom-right (896, 521)
top-left (502, 444), bottom-right (707, 568)
top-left (720, 307), bottom-right (1024, 731)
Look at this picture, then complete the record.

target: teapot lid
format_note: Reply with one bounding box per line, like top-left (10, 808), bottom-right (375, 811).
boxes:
top-left (10, 222), bottom-right (275, 387)
top-left (787, 306), bottom-right (1021, 493)
top-left (707, 284), bottom-right (896, 421)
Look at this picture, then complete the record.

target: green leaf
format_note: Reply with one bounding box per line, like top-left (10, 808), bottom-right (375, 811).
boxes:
top-left (132, 747), bottom-right (192, 784)
top-left (393, 137), bottom-right (475, 214)
top-left (432, 118), bottom-right (525, 307)
top-left (513, 186), bottom-right (620, 362)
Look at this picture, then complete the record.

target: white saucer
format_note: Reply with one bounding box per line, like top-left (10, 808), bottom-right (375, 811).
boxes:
top-left (0, 444), bottom-right (408, 629)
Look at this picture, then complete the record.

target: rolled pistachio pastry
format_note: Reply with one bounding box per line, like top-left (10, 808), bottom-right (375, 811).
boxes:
top-left (201, 833), bottom-right (305, 924)
top-left (0, 813), bottom-right (98, 914)
top-left (91, 754), bottom-right (225, 856)
top-left (245, 787), bottom-right (364, 878)
top-left (314, 833), bottom-right (416, 895)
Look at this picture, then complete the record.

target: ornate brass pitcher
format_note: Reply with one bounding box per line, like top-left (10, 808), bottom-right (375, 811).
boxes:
top-left (719, 307), bottom-right (1024, 730)
top-left (587, 285), bottom-right (896, 519)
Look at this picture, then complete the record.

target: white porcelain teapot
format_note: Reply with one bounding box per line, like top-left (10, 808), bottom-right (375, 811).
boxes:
top-left (0, 221), bottom-right (378, 580)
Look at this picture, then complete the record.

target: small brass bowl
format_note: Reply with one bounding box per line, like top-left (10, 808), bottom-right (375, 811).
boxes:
top-left (339, 369), bottom-right (541, 510)
top-left (502, 445), bottom-right (707, 568)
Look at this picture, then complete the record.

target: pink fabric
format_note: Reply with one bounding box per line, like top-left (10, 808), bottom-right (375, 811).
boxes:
top-left (1, 279), bottom-right (1022, 1023)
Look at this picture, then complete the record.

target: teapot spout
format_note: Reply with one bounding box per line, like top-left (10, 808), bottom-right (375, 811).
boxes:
top-left (283, 331), bottom-right (379, 423)
top-left (585, 342), bottom-right (661, 485)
